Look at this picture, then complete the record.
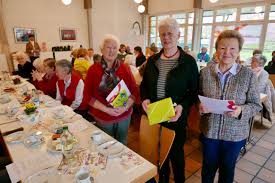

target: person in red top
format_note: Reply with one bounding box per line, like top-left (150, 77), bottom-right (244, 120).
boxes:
top-left (84, 35), bottom-right (139, 145)
top-left (55, 59), bottom-right (85, 111)
top-left (33, 58), bottom-right (58, 98)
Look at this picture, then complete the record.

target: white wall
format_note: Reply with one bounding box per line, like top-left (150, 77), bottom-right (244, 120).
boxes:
top-left (148, 0), bottom-right (194, 15)
top-left (91, 0), bottom-right (143, 53)
top-left (2, 0), bottom-right (89, 52)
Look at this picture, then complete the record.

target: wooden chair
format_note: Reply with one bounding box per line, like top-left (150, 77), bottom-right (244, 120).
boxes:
top-left (139, 115), bottom-right (175, 169)
top-left (269, 74), bottom-right (275, 88)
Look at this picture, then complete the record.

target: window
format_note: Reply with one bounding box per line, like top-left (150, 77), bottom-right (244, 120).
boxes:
top-left (215, 9), bottom-right (237, 22)
top-left (148, 12), bottom-right (194, 49)
top-left (264, 23), bottom-right (275, 61)
top-left (172, 14), bottom-right (186, 24)
top-left (239, 24), bottom-right (263, 60)
top-left (187, 26), bottom-right (193, 48)
top-left (188, 12), bottom-right (194, 24)
top-left (203, 11), bottom-right (214, 24)
top-left (200, 25), bottom-right (212, 51)
top-left (240, 6), bottom-right (265, 21)
top-left (269, 4), bottom-right (275, 20)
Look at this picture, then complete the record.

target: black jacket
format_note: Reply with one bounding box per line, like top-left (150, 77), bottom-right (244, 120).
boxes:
top-left (140, 46), bottom-right (199, 130)
top-left (18, 61), bottom-right (34, 81)
top-left (136, 54), bottom-right (146, 67)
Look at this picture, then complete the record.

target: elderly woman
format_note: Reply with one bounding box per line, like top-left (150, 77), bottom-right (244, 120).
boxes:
top-left (199, 30), bottom-right (262, 183)
top-left (140, 18), bottom-right (199, 183)
top-left (251, 55), bottom-right (275, 122)
top-left (73, 48), bottom-right (91, 80)
top-left (84, 35), bottom-right (139, 145)
top-left (33, 58), bottom-right (58, 98)
top-left (55, 59), bottom-right (85, 110)
top-left (15, 51), bottom-right (34, 81)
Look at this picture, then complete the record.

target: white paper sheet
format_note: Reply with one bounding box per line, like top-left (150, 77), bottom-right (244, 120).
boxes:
top-left (6, 152), bottom-right (61, 183)
top-left (198, 95), bottom-right (235, 114)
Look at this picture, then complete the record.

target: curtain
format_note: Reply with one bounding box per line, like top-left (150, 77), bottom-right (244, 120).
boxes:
top-left (0, 0), bottom-right (13, 72)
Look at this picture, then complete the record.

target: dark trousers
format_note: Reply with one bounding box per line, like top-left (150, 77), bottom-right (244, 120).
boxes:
top-left (201, 136), bottom-right (246, 183)
top-left (159, 128), bottom-right (186, 183)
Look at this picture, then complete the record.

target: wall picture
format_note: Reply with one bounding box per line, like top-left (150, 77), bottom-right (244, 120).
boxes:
top-left (60, 28), bottom-right (77, 41)
top-left (14, 27), bottom-right (36, 43)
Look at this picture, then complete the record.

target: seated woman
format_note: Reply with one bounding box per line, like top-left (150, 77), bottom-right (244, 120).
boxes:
top-left (33, 58), bottom-right (58, 98)
top-left (15, 51), bottom-right (34, 81)
top-left (264, 51), bottom-right (275, 74)
top-left (56, 59), bottom-right (85, 111)
top-left (73, 48), bottom-right (91, 80)
top-left (32, 58), bottom-right (45, 86)
top-left (251, 55), bottom-right (275, 122)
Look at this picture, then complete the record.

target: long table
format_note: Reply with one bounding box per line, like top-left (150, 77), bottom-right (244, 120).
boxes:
top-left (0, 79), bottom-right (157, 183)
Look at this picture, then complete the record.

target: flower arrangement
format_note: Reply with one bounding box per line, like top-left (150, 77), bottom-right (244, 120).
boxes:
top-left (24, 103), bottom-right (37, 115)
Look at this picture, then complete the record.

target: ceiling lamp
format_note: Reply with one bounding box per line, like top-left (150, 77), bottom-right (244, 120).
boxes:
top-left (134, 0), bottom-right (143, 3)
top-left (138, 4), bottom-right (145, 13)
top-left (62, 0), bottom-right (72, 6)
top-left (209, 0), bottom-right (219, 3)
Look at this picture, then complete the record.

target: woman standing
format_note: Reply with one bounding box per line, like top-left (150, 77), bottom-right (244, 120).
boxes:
top-left (140, 18), bottom-right (199, 183)
top-left (84, 35), bottom-right (139, 145)
top-left (199, 30), bottom-right (262, 183)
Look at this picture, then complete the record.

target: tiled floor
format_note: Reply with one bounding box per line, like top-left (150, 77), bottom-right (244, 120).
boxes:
top-left (127, 115), bottom-right (275, 183)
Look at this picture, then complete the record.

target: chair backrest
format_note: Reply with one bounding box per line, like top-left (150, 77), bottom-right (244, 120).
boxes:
top-left (269, 74), bottom-right (275, 88)
top-left (139, 115), bottom-right (175, 168)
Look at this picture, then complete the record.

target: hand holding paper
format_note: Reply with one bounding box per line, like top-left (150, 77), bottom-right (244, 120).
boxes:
top-left (199, 95), bottom-right (236, 115)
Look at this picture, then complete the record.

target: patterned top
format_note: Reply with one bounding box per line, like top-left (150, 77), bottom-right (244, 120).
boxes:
top-left (156, 58), bottom-right (178, 99)
top-left (199, 63), bottom-right (262, 141)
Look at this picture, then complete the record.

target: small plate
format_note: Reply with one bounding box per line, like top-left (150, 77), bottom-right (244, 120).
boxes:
top-left (5, 131), bottom-right (24, 143)
top-left (97, 140), bottom-right (124, 158)
top-left (23, 132), bottom-right (45, 147)
top-left (47, 138), bottom-right (79, 153)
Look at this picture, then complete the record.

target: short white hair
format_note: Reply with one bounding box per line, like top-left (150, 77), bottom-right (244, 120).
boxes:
top-left (158, 17), bottom-right (180, 34)
top-left (33, 58), bottom-right (43, 69)
top-left (125, 55), bottom-right (136, 66)
top-left (100, 34), bottom-right (120, 50)
top-left (15, 51), bottom-right (29, 61)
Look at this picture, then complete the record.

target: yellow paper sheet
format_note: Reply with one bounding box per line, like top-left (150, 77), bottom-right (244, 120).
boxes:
top-left (147, 98), bottom-right (175, 125)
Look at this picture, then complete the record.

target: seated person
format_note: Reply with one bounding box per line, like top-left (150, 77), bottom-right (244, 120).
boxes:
top-left (15, 51), bottom-right (34, 81)
top-left (93, 54), bottom-right (101, 63)
top-left (32, 58), bottom-right (45, 86)
top-left (252, 55), bottom-right (275, 122)
top-left (264, 51), bottom-right (275, 74)
top-left (245, 49), bottom-right (262, 66)
top-left (33, 58), bottom-right (58, 98)
top-left (134, 46), bottom-right (146, 67)
top-left (55, 59), bottom-right (85, 111)
top-left (73, 48), bottom-right (91, 80)
top-left (197, 47), bottom-right (210, 62)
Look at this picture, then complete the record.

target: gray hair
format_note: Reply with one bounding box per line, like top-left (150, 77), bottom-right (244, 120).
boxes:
top-left (55, 59), bottom-right (72, 74)
top-left (15, 51), bottom-right (29, 61)
top-left (100, 34), bottom-right (120, 50)
top-left (254, 55), bottom-right (267, 67)
top-left (33, 58), bottom-right (43, 69)
top-left (158, 17), bottom-right (180, 34)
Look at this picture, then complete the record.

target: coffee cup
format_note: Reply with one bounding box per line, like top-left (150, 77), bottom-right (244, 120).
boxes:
top-left (92, 131), bottom-right (102, 144)
top-left (75, 168), bottom-right (92, 183)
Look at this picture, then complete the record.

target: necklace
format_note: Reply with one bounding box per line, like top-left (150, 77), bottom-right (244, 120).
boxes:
top-left (163, 49), bottom-right (179, 59)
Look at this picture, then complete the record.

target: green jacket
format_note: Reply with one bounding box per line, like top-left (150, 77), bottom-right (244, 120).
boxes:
top-left (140, 46), bottom-right (199, 130)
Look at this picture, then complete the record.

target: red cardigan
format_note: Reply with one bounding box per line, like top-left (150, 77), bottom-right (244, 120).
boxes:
top-left (33, 73), bottom-right (58, 98)
top-left (84, 62), bottom-right (140, 124)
